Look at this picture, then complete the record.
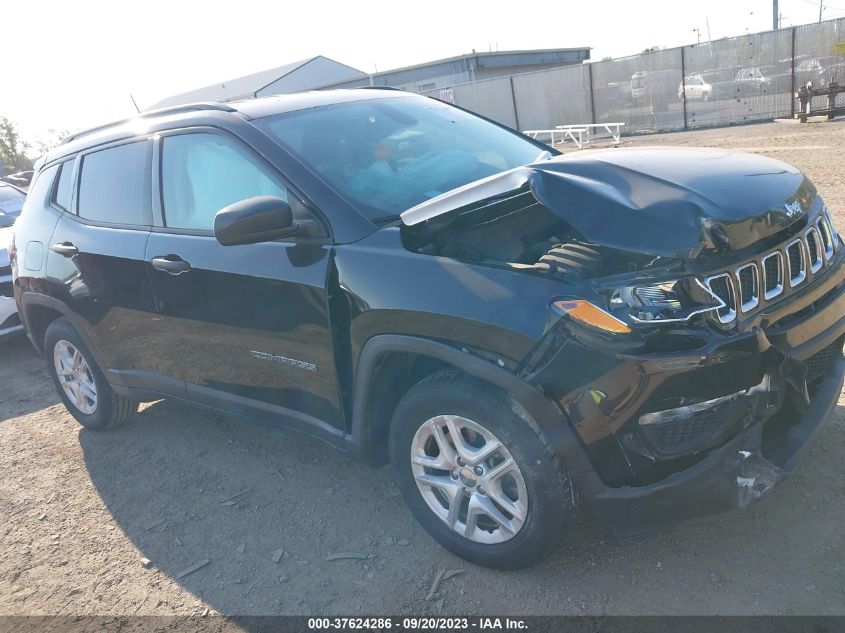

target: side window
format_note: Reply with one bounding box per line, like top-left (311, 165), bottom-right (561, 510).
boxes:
top-left (22, 164), bottom-right (59, 214)
top-left (78, 141), bottom-right (151, 226)
top-left (161, 132), bottom-right (287, 231)
top-left (53, 160), bottom-right (75, 211)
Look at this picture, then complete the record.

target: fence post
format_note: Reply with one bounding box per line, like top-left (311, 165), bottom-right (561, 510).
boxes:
top-left (588, 63), bottom-right (597, 124)
top-left (508, 76), bottom-right (521, 131)
top-left (681, 47), bottom-right (688, 130)
top-left (790, 27), bottom-right (797, 119)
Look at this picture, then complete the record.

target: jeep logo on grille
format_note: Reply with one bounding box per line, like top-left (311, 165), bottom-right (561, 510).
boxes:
top-left (784, 201), bottom-right (803, 218)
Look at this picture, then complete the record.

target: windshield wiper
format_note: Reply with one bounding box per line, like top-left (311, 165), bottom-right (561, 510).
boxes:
top-left (372, 214), bottom-right (403, 226)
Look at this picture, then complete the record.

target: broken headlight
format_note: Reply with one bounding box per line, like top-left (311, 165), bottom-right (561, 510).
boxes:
top-left (607, 278), bottom-right (724, 325)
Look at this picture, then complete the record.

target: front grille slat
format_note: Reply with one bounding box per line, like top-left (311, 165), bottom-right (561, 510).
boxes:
top-left (762, 252), bottom-right (783, 299)
top-left (786, 239), bottom-right (806, 287)
top-left (705, 273), bottom-right (736, 323)
top-left (806, 227), bottom-right (823, 273)
top-left (736, 263), bottom-right (759, 312)
top-left (818, 217), bottom-right (834, 261)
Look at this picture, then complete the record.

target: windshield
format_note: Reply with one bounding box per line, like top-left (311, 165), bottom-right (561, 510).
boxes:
top-left (0, 186), bottom-right (25, 203)
top-left (256, 96), bottom-right (547, 221)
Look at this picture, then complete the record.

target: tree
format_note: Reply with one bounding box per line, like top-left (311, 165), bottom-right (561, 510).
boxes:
top-left (0, 117), bottom-right (32, 173)
top-left (34, 128), bottom-right (72, 157)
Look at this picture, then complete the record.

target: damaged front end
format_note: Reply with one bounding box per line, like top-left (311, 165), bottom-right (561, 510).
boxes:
top-left (400, 147), bottom-right (845, 537)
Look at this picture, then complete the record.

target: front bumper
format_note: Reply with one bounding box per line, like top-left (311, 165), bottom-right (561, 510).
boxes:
top-left (581, 353), bottom-right (843, 538)
top-left (530, 246), bottom-right (845, 537)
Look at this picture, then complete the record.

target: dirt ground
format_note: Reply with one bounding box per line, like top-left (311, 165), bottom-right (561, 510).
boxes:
top-left (1, 120), bottom-right (844, 617)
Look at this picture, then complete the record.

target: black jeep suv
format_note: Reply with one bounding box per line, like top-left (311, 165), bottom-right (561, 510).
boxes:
top-left (10, 89), bottom-right (845, 569)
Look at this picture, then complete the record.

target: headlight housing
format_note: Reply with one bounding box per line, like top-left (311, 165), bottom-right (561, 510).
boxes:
top-left (607, 278), bottom-right (725, 324)
top-left (552, 277), bottom-right (725, 334)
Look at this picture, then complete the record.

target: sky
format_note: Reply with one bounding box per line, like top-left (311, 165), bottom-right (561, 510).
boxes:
top-left (3, 0), bottom-right (844, 148)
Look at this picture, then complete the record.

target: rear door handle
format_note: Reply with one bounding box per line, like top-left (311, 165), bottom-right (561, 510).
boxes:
top-left (50, 242), bottom-right (79, 257)
top-left (151, 256), bottom-right (192, 275)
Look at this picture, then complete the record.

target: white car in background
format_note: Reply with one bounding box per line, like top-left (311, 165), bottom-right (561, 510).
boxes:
top-left (0, 182), bottom-right (26, 341)
top-left (678, 74), bottom-right (712, 101)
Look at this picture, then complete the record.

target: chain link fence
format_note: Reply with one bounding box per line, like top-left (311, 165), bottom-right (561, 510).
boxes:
top-left (422, 17), bottom-right (845, 138)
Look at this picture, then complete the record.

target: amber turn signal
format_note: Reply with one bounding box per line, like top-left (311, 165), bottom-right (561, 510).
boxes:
top-left (551, 299), bottom-right (632, 334)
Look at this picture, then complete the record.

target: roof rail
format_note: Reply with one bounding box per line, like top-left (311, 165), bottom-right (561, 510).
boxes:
top-left (62, 102), bottom-right (238, 145)
top-left (358, 85), bottom-right (404, 91)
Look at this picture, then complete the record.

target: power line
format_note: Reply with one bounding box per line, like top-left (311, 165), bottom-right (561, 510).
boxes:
top-left (799, 0), bottom-right (845, 14)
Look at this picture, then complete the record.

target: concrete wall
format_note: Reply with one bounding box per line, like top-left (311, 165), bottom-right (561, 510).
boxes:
top-left (423, 77), bottom-right (519, 129)
top-left (511, 64), bottom-right (593, 130)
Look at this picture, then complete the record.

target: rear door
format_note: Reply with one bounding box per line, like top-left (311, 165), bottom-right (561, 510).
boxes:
top-left (143, 128), bottom-right (343, 432)
top-left (45, 139), bottom-right (162, 379)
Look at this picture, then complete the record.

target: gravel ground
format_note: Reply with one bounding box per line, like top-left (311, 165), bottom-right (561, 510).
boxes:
top-left (1, 120), bottom-right (844, 617)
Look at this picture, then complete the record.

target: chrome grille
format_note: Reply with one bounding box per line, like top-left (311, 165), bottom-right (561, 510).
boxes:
top-left (762, 252), bottom-right (783, 299)
top-left (736, 263), bottom-right (759, 312)
top-left (806, 227), bottom-right (823, 273)
top-left (705, 274), bottom-right (736, 324)
top-left (818, 216), bottom-right (834, 261)
top-left (704, 215), bottom-right (839, 324)
top-left (786, 239), bottom-right (806, 287)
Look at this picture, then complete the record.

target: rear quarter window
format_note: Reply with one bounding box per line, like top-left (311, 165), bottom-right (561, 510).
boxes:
top-left (21, 165), bottom-right (59, 214)
top-left (78, 141), bottom-right (152, 226)
top-left (53, 160), bottom-right (75, 211)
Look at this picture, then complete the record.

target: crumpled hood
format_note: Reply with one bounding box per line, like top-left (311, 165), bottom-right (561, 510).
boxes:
top-left (401, 147), bottom-right (818, 259)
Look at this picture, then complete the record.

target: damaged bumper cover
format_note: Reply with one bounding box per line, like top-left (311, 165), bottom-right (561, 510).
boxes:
top-left (531, 248), bottom-right (845, 538)
top-left (578, 353), bottom-right (843, 538)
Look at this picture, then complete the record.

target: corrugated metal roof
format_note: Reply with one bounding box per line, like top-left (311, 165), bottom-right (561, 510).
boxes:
top-left (366, 47), bottom-right (591, 77)
top-left (147, 56), bottom-right (363, 109)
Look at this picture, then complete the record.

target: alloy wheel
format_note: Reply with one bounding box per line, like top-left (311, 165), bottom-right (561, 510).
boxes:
top-left (53, 340), bottom-right (98, 415)
top-left (410, 415), bottom-right (528, 544)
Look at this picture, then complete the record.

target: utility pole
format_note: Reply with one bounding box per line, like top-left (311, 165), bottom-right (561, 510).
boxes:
top-left (773, 0), bottom-right (778, 29)
top-left (819, 1), bottom-right (824, 22)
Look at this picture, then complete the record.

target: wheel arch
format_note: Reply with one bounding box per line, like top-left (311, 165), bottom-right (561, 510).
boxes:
top-left (349, 334), bottom-right (593, 476)
top-left (18, 293), bottom-right (106, 370)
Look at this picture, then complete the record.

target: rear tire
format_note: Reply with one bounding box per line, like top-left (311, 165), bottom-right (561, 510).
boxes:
top-left (389, 370), bottom-right (577, 569)
top-left (44, 318), bottom-right (138, 430)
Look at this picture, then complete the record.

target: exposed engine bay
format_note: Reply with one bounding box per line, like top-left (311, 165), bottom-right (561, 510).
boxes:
top-left (398, 148), bottom-right (838, 330)
top-left (403, 188), bottom-right (657, 279)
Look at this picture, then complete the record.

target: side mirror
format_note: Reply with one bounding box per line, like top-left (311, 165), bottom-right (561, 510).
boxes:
top-left (0, 214), bottom-right (15, 229)
top-left (214, 196), bottom-right (298, 246)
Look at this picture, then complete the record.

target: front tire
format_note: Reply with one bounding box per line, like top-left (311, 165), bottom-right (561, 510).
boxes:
top-left (389, 371), bottom-right (577, 569)
top-left (45, 318), bottom-right (138, 430)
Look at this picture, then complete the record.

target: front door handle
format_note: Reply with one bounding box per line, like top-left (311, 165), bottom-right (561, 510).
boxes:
top-left (151, 256), bottom-right (192, 275)
top-left (50, 242), bottom-right (79, 257)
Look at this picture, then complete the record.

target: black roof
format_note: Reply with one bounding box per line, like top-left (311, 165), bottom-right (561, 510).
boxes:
top-left (46, 89), bottom-right (415, 165)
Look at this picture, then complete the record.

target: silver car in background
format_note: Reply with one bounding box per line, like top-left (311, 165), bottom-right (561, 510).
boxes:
top-left (0, 182), bottom-right (26, 340)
